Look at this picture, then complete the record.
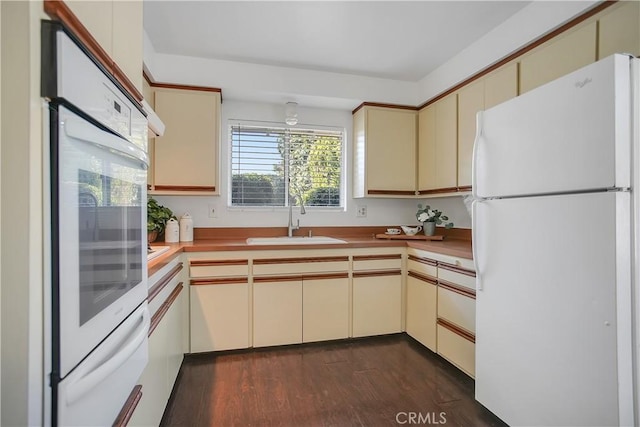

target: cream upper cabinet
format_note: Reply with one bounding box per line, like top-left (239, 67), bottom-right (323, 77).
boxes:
top-left (457, 80), bottom-right (484, 189)
top-left (457, 63), bottom-right (518, 188)
top-left (152, 88), bottom-right (220, 193)
top-left (64, 0), bottom-right (143, 94)
top-left (112, 0), bottom-right (143, 92)
top-left (353, 106), bottom-right (417, 197)
top-left (520, 22), bottom-right (597, 94)
top-left (598, 1), bottom-right (640, 59)
top-left (417, 94), bottom-right (458, 193)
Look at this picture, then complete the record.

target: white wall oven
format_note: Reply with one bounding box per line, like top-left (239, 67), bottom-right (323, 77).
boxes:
top-left (42, 22), bottom-right (149, 426)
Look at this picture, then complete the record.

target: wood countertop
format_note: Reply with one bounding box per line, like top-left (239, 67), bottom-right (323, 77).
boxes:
top-left (148, 230), bottom-right (472, 276)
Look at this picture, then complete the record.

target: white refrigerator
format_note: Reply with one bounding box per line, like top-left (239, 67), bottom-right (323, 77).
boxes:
top-left (472, 54), bottom-right (638, 427)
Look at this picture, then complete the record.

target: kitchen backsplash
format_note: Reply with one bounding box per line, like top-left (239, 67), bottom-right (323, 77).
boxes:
top-left (152, 195), bottom-right (472, 229)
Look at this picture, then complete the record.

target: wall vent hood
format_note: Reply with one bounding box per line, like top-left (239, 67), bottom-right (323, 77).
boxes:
top-left (142, 99), bottom-right (165, 137)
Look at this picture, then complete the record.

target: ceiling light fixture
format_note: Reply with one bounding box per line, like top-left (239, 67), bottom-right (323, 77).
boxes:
top-left (285, 102), bottom-right (298, 126)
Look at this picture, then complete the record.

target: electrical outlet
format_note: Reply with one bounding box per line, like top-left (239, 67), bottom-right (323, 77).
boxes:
top-left (208, 203), bottom-right (218, 218)
top-left (356, 205), bottom-right (367, 218)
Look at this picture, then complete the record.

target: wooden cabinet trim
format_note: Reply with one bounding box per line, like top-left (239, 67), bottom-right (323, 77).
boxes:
top-left (190, 259), bottom-right (248, 267)
top-left (353, 269), bottom-right (402, 278)
top-left (457, 186), bottom-right (472, 192)
top-left (407, 255), bottom-right (437, 266)
top-left (417, 187), bottom-right (459, 195)
top-left (253, 256), bottom-right (349, 265)
top-left (302, 272), bottom-right (349, 281)
top-left (353, 254), bottom-right (402, 261)
top-left (143, 72), bottom-right (222, 94)
top-left (418, 1), bottom-right (615, 110)
top-left (112, 384), bottom-right (142, 427)
top-left (352, 102), bottom-right (419, 115)
top-left (152, 185), bottom-right (216, 192)
top-left (43, 0), bottom-right (144, 103)
top-left (190, 277), bottom-right (248, 286)
top-left (254, 272), bottom-right (349, 282)
top-left (254, 275), bottom-right (302, 283)
top-left (408, 271), bottom-right (438, 285)
top-left (148, 263), bottom-right (184, 303)
top-left (437, 318), bottom-right (475, 343)
top-left (367, 190), bottom-right (417, 196)
top-left (438, 279), bottom-right (476, 299)
top-left (149, 283), bottom-right (184, 336)
top-left (438, 263), bottom-right (476, 277)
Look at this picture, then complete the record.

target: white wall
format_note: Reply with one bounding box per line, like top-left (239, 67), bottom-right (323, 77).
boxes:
top-left (153, 99), bottom-right (472, 229)
top-left (1, 2), bottom-right (45, 425)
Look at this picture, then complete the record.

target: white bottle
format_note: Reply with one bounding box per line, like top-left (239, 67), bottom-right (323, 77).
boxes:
top-left (164, 218), bottom-right (179, 243)
top-left (179, 213), bottom-right (193, 242)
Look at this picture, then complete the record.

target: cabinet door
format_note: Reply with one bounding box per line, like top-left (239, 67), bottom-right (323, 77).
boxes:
top-left (112, 0), bottom-right (143, 93)
top-left (165, 289), bottom-right (185, 390)
top-left (484, 62), bottom-right (518, 109)
top-left (352, 273), bottom-right (402, 337)
top-left (128, 315), bottom-right (168, 427)
top-left (437, 324), bottom-right (475, 378)
top-left (405, 274), bottom-right (437, 351)
top-left (417, 95), bottom-right (457, 192)
top-left (365, 108), bottom-right (417, 193)
top-left (457, 80), bottom-right (484, 188)
top-left (253, 279), bottom-right (303, 347)
top-left (520, 22), bottom-right (597, 93)
top-left (190, 282), bottom-right (250, 352)
top-left (302, 276), bottom-right (349, 343)
top-left (417, 105), bottom-right (437, 191)
top-left (598, 1), bottom-right (640, 59)
top-left (153, 88), bottom-right (220, 192)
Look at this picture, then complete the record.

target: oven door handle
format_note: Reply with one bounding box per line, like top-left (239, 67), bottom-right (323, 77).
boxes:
top-left (64, 116), bottom-right (149, 168)
top-left (65, 307), bottom-right (150, 405)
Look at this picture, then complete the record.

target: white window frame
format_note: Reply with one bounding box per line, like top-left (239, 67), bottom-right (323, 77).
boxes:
top-left (227, 119), bottom-right (347, 211)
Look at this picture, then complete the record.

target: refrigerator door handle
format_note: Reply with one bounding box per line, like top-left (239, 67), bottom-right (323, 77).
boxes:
top-left (471, 111), bottom-right (484, 199)
top-left (472, 199), bottom-right (482, 291)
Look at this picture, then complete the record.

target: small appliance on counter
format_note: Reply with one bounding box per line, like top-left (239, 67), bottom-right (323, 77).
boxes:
top-left (165, 218), bottom-right (179, 243)
top-left (179, 213), bottom-right (194, 242)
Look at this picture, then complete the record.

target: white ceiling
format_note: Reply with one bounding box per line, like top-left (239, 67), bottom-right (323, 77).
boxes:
top-left (143, 1), bottom-right (530, 83)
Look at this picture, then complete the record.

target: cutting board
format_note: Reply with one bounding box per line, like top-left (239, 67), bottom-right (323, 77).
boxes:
top-left (375, 234), bottom-right (444, 241)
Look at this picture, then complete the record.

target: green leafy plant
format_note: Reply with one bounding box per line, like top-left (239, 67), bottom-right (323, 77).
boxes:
top-left (147, 197), bottom-right (175, 233)
top-left (416, 204), bottom-right (454, 228)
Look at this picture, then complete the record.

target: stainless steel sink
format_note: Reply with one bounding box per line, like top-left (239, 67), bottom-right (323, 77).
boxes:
top-left (246, 236), bottom-right (347, 245)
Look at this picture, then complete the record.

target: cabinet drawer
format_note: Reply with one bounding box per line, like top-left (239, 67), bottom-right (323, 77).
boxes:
top-left (190, 259), bottom-right (249, 278)
top-left (437, 285), bottom-right (475, 334)
top-left (353, 254), bottom-right (402, 271)
top-left (437, 322), bottom-right (475, 378)
top-left (438, 263), bottom-right (476, 291)
top-left (253, 256), bottom-right (349, 276)
top-left (407, 255), bottom-right (437, 278)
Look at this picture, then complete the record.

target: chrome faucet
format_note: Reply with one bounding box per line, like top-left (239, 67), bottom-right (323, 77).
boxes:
top-left (287, 192), bottom-right (306, 237)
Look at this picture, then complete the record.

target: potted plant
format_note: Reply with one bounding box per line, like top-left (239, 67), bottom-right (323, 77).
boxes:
top-left (416, 204), bottom-right (454, 236)
top-left (147, 197), bottom-right (175, 243)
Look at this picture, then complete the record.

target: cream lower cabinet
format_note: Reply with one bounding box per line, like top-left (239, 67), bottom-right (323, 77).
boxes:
top-left (189, 257), bottom-right (250, 352)
top-left (352, 272), bottom-right (402, 337)
top-left (302, 275), bottom-right (349, 343)
top-left (436, 262), bottom-right (477, 378)
top-left (253, 278), bottom-right (303, 347)
top-left (405, 254), bottom-right (438, 352)
top-left (130, 257), bottom-right (186, 427)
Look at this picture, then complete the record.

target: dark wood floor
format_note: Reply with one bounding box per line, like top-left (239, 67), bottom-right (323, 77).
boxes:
top-left (161, 334), bottom-right (507, 427)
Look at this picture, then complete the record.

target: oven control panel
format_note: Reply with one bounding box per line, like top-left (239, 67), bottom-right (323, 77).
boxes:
top-left (103, 86), bottom-right (132, 138)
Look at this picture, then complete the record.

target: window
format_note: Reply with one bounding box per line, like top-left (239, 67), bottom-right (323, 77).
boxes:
top-left (230, 122), bottom-right (344, 208)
